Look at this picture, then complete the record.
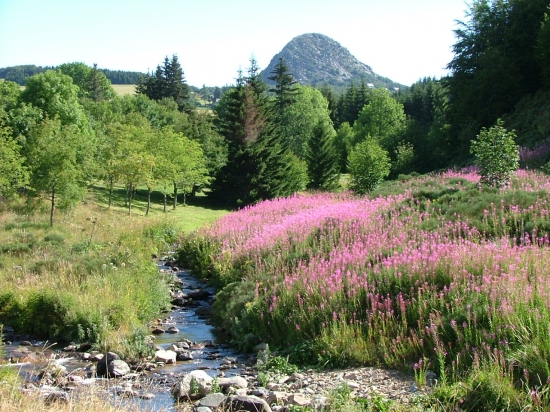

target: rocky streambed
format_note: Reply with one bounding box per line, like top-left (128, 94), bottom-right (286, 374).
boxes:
top-left (1, 261), bottom-right (431, 411)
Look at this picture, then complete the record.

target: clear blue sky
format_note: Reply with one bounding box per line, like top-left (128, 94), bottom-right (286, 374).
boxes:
top-left (0, 0), bottom-right (469, 87)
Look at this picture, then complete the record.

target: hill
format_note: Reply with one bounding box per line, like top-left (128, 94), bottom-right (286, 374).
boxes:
top-left (262, 33), bottom-right (404, 90)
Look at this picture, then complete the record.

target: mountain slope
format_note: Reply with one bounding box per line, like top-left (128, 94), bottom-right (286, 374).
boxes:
top-left (262, 33), bottom-right (403, 90)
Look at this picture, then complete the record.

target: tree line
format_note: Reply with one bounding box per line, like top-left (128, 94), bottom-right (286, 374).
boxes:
top-left (0, 65), bottom-right (144, 85)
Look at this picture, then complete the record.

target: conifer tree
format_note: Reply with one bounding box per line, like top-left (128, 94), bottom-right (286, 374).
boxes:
top-left (268, 57), bottom-right (300, 121)
top-left (305, 121), bottom-right (340, 191)
top-left (136, 54), bottom-right (191, 112)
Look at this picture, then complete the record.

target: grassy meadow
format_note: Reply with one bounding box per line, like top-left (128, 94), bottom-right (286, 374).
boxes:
top-left (111, 84), bottom-right (136, 96)
top-left (0, 184), bottom-right (228, 354)
top-left (178, 168), bottom-right (550, 410)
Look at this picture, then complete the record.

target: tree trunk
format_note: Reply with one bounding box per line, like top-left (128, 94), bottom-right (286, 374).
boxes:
top-left (125, 184), bottom-right (130, 207)
top-left (146, 187), bottom-right (151, 216)
top-left (108, 177), bottom-right (113, 209)
top-left (173, 182), bottom-right (178, 210)
top-left (163, 192), bottom-right (167, 213)
top-left (128, 183), bottom-right (133, 215)
top-left (183, 191), bottom-right (186, 206)
top-left (50, 184), bottom-right (55, 227)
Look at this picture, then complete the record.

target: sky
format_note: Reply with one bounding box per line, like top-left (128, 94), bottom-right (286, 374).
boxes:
top-left (0, 0), bottom-right (469, 87)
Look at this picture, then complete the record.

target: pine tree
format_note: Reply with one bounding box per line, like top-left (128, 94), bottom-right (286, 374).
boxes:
top-left (268, 57), bottom-right (300, 121)
top-left (305, 121), bottom-right (340, 191)
top-left (136, 54), bottom-right (191, 112)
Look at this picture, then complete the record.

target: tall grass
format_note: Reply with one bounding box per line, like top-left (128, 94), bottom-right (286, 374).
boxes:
top-left (178, 168), bottom-right (550, 409)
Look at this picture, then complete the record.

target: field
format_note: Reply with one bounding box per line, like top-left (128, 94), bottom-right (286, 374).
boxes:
top-left (0, 183), bottom-right (228, 352)
top-left (112, 84), bottom-right (136, 96)
top-left (178, 168), bottom-right (550, 410)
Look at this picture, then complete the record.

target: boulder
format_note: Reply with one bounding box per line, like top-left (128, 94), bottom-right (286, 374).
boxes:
top-left (218, 376), bottom-right (248, 390)
top-left (154, 349), bottom-right (177, 364)
top-left (108, 360), bottom-right (131, 377)
top-left (221, 395), bottom-right (272, 412)
top-left (176, 350), bottom-right (194, 361)
top-left (198, 392), bottom-right (226, 408)
top-left (195, 306), bottom-right (212, 316)
top-left (172, 370), bottom-right (213, 400)
top-left (96, 352), bottom-right (120, 377)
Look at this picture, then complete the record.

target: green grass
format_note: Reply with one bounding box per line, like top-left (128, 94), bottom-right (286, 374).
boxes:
top-left (87, 183), bottom-right (228, 233)
top-left (111, 84), bottom-right (136, 96)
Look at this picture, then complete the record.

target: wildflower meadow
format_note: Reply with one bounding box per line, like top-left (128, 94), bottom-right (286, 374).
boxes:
top-left (178, 169), bottom-right (550, 408)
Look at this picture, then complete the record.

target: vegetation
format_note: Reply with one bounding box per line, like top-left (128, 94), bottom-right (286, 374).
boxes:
top-left (178, 169), bottom-right (550, 410)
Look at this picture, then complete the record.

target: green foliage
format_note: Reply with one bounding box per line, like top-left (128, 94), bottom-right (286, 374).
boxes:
top-left (0, 122), bottom-right (29, 199)
top-left (256, 344), bottom-right (298, 375)
top-left (353, 88), bottom-right (406, 150)
top-left (58, 62), bottom-right (116, 101)
top-left (348, 139), bottom-right (391, 194)
top-left (136, 54), bottom-right (191, 112)
top-left (20, 70), bottom-right (89, 131)
top-left (470, 119), bottom-right (519, 188)
top-left (305, 121), bottom-right (340, 191)
top-left (391, 141), bottom-right (415, 178)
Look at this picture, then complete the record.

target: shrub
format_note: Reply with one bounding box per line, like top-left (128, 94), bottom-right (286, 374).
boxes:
top-left (471, 119), bottom-right (519, 188)
top-left (348, 139), bottom-right (391, 194)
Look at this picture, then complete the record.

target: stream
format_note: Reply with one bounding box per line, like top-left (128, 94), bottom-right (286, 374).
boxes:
top-left (1, 263), bottom-right (252, 411)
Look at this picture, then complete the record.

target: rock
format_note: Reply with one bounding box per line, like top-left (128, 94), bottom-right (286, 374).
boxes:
top-left (249, 388), bottom-right (270, 398)
top-left (221, 395), bottom-right (272, 412)
top-left (195, 306), bottom-right (212, 316)
top-left (166, 326), bottom-right (179, 334)
top-left (151, 327), bottom-right (165, 335)
top-left (254, 342), bottom-right (268, 352)
top-left (288, 393), bottom-right (310, 407)
top-left (96, 352), bottom-right (120, 377)
top-left (108, 360), bottom-right (131, 377)
top-left (426, 371), bottom-right (437, 387)
top-left (62, 344), bottom-right (77, 352)
top-left (139, 392), bottom-right (155, 400)
top-left (310, 395), bottom-right (329, 410)
top-left (198, 392), bottom-right (226, 408)
top-left (268, 391), bottom-right (288, 404)
top-left (186, 289), bottom-right (210, 300)
top-left (155, 349), bottom-right (177, 364)
top-left (218, 376), bottom-right (248, 390)
top-left (196, 407), bottom-right (213, 412)
top-left (172, 370), bottom-right (213, 400)
top-left (176, 350), bottom-right (194, 361)
top-left (116, 387), bottom-right (138, 397)
top-left (173, 341), bottom-right (190, 350)
top-left (43, 390), bottom-right (68, 405)
top-left (20, 341), bottom-right (32, 346)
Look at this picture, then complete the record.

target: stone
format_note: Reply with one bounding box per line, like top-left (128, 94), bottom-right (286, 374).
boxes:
top-left (288, 393), bottom-right (310, 407)
top-left (176, 350), bottom-right (194, 361)
top-left (154, 349), bottom-right (177, 364)
top-left (166, 326), bottom-right (179, 334)
top-left (151, 327), bottom-right (165, 335)
top-left (43, 390), bottom-right (68, 405)
top-left (172, 370), bottom-right (213, 400)
top-left (187, 289), bottom-right (210, 300)
top-left (218, 376), bottom-right (248, 390)
top-left (195, 306), bottom-right (212, 316)
top-left (268, 390), bottom-right (288, 404)
top-left (139, 392), bottom-right (155, 400)
top-left (198, 392), bottom-right (226, 408)
top-left (96, 352), bottom-right (120, 377)
top-left (116, 388), bottom-right (138, 397)
top-left (221, 395), bottom-right (272, 412)
top-left (108, 360), bottom-right (131, 377)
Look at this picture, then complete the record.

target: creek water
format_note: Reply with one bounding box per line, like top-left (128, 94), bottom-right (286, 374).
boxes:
top-left (2, 265), bottom-right (250, 411)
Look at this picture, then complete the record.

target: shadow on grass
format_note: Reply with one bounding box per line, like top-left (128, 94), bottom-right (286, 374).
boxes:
top-left (88, 184), bottom-right (229, 214)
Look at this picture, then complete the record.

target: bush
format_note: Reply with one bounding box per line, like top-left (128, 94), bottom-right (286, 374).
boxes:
top-left (471, 119), bottom-right (519, 188)
top-left (348, 139), bottom-right (391, 194)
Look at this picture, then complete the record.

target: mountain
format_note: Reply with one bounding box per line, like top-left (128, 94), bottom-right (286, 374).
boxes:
top-left (262, 33), bottom-right (403, 90)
